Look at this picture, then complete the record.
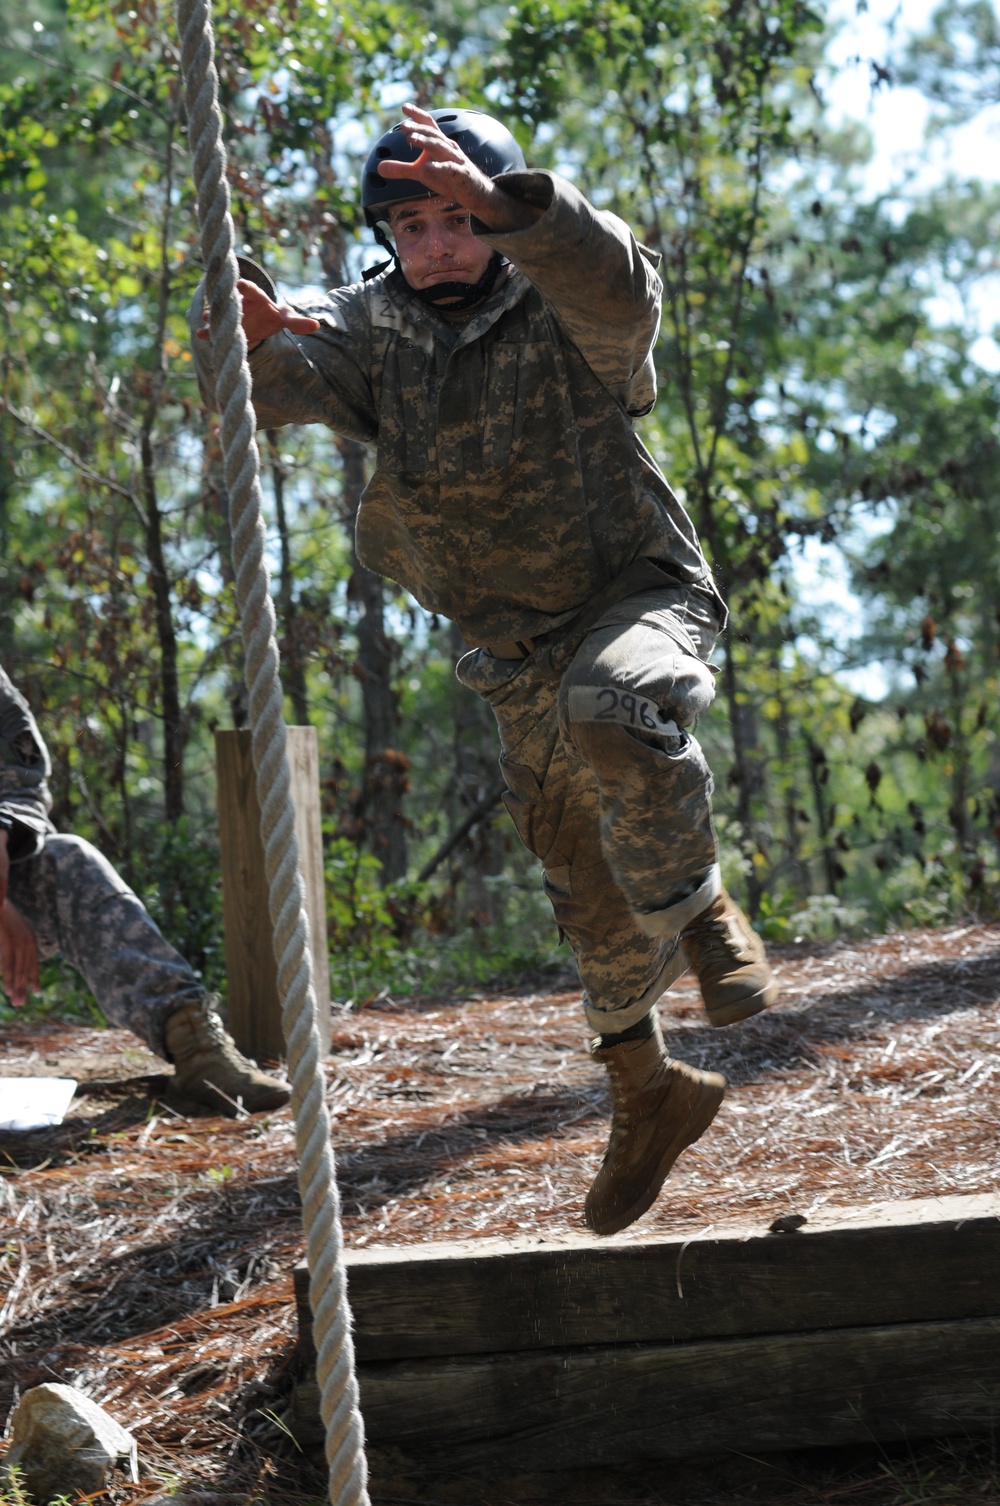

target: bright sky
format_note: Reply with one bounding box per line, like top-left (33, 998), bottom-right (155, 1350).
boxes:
top-left (794, 0), bottom-right (1000, 695)
top-left (825, 0), bottom-right (1000, 195)
top-left (827, 0), bottom-right (1000, 365)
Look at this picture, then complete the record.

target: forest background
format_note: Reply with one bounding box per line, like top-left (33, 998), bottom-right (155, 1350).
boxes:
top-left (2, 0), bottom-right (999, 1018)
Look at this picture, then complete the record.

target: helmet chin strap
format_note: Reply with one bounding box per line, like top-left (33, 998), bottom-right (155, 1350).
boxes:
top-left (367, 226), bottom-right (506, 310)
top-left (412, 251), bottom-right (507, 310)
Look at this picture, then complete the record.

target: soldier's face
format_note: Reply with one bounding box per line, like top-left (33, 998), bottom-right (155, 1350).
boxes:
top-left (388, 196), bottom-right (494, 297)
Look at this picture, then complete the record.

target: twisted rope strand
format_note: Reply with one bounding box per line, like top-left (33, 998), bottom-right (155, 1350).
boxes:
top-left (175, 3), bottom-right (369, 1501)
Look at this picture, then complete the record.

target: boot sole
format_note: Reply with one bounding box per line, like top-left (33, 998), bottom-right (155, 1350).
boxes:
top-left (585, 1074), bottom-right (726, 1237)
top-left (705, 976), bottom-right (779, 1028)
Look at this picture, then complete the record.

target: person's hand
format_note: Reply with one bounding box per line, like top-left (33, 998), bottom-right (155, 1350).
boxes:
top-left (378, 104), bottom-right (541, 233)
top-left (0, 827), bottom-right (8, 914)
top-left (377, 103), bottom-right (496, 212)
top-left (0, 899), bottom-right (40, 1009)
top-left (196, 279), bottom-right (320, 346)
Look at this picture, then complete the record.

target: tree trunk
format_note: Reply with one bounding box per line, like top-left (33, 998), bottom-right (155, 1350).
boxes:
top-left (339, 438), bottom-right (408, 884)
top-left (139, 424), bottom-right (184, 822)
top-left (691, 467), bottom-right (764, 917)
top-left (806, 735), bottom-right (839, 896)
top-left (266, 432), bottom-right (310, 725)
top-left (138, 100), bottom-right (184, 821)
top-left (307, 185), bottom-right (408, 880)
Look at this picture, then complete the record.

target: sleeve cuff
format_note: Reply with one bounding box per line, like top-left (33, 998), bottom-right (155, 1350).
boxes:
top-left (470, 170), bottom-right (557, 242)
top-left (0, 810), bottom-right (46, 863)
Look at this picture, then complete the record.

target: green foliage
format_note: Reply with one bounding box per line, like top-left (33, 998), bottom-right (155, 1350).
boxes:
top-left (0, 1462), bottom-right (77, 1506)
top-left (0, 956), bottom-right (107, 1028)
top-left (132, 818), bottom-right (228, 994)
top-left (0, 1466), bottom-right (32, 1506)
top-left (323, 836), bottom-right (565, 1001)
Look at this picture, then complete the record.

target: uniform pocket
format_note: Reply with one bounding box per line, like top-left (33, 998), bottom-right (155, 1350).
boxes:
top-left (498, 756), bottom-right (556, 862)
top-left (455, 647), bottom-right (525, 699)
top-left (383, 342), bottom-right (436, 472)
top-left (480, 340), bottom-right (554, 468)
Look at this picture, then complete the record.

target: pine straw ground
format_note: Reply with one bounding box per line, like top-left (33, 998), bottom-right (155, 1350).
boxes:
top-left (2, 923), bottom-right (1000, 1506)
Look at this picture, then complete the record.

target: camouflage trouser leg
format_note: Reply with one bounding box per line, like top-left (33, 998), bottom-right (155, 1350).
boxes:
top-left (7, 834), bottom-right (206, 1058)
top-left (458, 583), bottom-right (722, 1034)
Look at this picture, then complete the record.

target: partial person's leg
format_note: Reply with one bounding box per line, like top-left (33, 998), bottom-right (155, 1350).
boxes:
top-left (8, 834), bottom-right (202, 1052)
top-left (457, 645), bottom-right (725, 1234)
top-left (8, 835), bottom-right (289, 1113)
top-left (457, 646), bottom-right (681, 1026)
top-left (559, 584), bottom-right (777, 1027)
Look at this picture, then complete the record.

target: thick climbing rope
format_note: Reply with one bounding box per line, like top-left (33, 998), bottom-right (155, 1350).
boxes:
top-left (175, 3), bottom-right (370, 1502)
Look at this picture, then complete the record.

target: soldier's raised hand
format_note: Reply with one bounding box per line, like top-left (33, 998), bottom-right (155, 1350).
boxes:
top-left (377, 103), bottom-right (541, 234)
top-left (377, 103), bottom-right (495, 209)
top-left (196, 279), bottom-right (320, 346)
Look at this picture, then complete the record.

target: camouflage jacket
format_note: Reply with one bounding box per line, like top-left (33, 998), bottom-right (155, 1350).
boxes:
top-left (192, 170), bottom-right (723, 647)
top-left (0, 664), bottom-right (54, 862)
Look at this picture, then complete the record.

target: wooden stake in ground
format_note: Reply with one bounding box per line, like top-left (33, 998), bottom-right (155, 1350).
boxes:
top-left (215, 727), bottom-right (331, 1061)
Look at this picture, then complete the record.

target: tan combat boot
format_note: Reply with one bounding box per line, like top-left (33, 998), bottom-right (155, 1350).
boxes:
top-left (681, 888), bottom-right (778, 1027)
top-left (163, 998), bottom-right (291, 1115)
top-left (585, 1017), bottom-right (725, 1236)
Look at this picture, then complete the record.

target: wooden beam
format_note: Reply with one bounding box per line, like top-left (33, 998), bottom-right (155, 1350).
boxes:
top-left (215, 727), bottom-right (330, 1063)
top-left (295, 1194), bottom-right (1000, 1364)
top-left (290, 1199), bottom-right (1000, 1468)
top-left (353, 1315), bottom-right (1000, 1469)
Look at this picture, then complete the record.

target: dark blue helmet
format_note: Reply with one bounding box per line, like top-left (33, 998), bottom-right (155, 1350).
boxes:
top-left (361, 108), bottom-right (526, 225)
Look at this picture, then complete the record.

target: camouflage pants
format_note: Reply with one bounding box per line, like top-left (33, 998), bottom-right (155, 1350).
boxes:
top-left (458, 582), bottom-right (723, 1033)
top-left (7, 834), bottom-right (206, 1058)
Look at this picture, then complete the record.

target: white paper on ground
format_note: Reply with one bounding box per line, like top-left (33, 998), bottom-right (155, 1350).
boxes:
top-left (0, 1076), bottom-right (78, 1130)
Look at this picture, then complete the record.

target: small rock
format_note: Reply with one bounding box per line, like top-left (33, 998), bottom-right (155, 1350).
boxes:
top-left (3, 1382), bottom-right (137, 1502)
top-left (769, 1212), bottom-right (808, 1234)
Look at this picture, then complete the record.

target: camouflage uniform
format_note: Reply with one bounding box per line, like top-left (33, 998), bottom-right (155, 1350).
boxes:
top-left (192, 171), bottom-right (727, 1030)
top-left (0, 665), bottom-right (206, 1056)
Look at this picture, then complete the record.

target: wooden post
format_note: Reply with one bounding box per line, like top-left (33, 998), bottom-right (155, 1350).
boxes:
top-left (215, 727), bottom-right (331, 1062)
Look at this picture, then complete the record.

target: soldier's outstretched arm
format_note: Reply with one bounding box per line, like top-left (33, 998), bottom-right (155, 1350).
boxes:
top-left (188, 276), bottom-right (379, 443)
top-left (475, 172), bottom-right (663, 413)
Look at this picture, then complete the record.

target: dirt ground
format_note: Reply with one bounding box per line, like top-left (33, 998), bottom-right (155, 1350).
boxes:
top-left (2, 922), bottom-right (1000, 1505)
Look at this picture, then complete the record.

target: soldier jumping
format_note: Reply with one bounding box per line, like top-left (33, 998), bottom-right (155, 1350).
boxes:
top-left (193, 104), bottom-right (777, 1232)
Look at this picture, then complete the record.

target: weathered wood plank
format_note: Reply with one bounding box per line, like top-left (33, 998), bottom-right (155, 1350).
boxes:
top-left (353, 1315), bottom-right (1000, 1470)
top-left (216, 727), bottom-right (331, 1062)
top-left (296, 1194), bottom-right (1000, 1362)
top-left (216, 729), bottom-right (281, 1063)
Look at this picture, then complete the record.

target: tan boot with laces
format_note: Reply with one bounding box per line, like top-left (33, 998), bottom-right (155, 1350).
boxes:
top-left (681, 887), bottom-right (778, 1026)
top-left (163, 997), bottom-right (291, 1115)
top-left (585, 1015), bottom-right (725, 1236)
